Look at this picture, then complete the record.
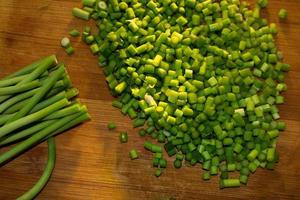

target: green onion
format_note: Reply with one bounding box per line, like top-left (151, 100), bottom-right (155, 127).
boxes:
top-left (107, 121), bottom-right (116, 130)
top-left (0, 120), bottom-right (54, 146)
top-left (17, 137), bottom-right (56, 200)
top-left (0, 99), bottom-right (69, 139)
top-left (69, 29), bottom-right (80, 37)
top-left (278, 9), bottom-right (288, 19)
top-left (0, 57), bottom-right (90, 199)
top-left (0, 80), bottom-right (40, 96)
top-left (7, 65), bottom-right (66, 124)
top-left (98, 1), bottom-right (107, 10)
top-left (129, 149), bottom-right (139, 160)
top-left (82, 0), bottom-right (95, 7)
top-left (202, 172), bottom-right (211, 181)
top-left (74, 0), bottom-right (290, 188)
top-left (72, 8), bottom-right (90, 20)
top-left (173, 159), bottom-right (182, 169)
top-left (66, 46), bottom-right (75, 55)
top-left (221, 179), bottom-right (241, 188)
top-left (61, 37), bottom-right (71, 48)
top-left (155, 169), bottom-right (162, 177)
top-left (119, 132), bottom-right (128, 143)
top-left (257, 0), bottom-right (268, 8)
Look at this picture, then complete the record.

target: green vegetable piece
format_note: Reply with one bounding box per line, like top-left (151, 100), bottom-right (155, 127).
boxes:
top-left (66, 46), bottom-right (74, 55)
top-left (278, 9), bottom-right (288, 19)
top-left (107, 121), bottom-right (116, 130)
top-left (61, 37), bottom-right (71, 48)
top-left (69, 29), bottom-right (80, 37)
top-left (155, 169), bottom-right (162, 177)
top-left (72, 8), bottom-right (90, 20)
top-left (119, 132), bottom-right (128, 143)
top-left (129, 149), bottom-right (139, 160)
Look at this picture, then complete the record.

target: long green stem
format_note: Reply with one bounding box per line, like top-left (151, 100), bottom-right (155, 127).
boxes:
top-left (0, 56), bottom-right (57, 104)
top-left (2, 81), bottom-right (75, 115)
top-left (0, 80), bottom-right (40, 96)
top-left (7, 65), bottom-right (65, 123)
top-left (44, 87), bottom-right (65, 99)
top-left (0, 98), bottom-right (69, 139)
top-left (0, 120), bottom-right (55, 146)
top-left (0, 88), bottom-right (39, 114)
top-left (0, 113), bottom-right (14, 126)
top-left (0, 74), bottom-right (28, 88)
top-left (4, 90), bottom-right (67, 115)
top-left (3, 86), bottom-right (64, 115)
top-left (16, 137), bottom-right (56, 200)
top-left (43, 104), bottom-right (83, 120)
top-left (4, 87), bottom-right (77, 115)
top-left (18, 56), bottom-right (57, 85)
top-left (0, 111), bottom-right (82, 165)
top-left (0, 104), bottom-right (86, 146)
top-left (3, 55), bottom-right (57, 80)
top-left (29, 89), bottom-right (73, 114)
top-left (0, 90), bottom-right (68, 125)
top-left (49, 113), bottom-right (90, 138)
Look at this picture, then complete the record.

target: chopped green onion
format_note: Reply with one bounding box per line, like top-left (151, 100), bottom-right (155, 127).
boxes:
top-left (221, 179), bottom-right (241, 188)
top-left (61, 37), bottom-right (71, 48)
top-left (72, 8), bottom-right (90, 20)
top-left (278, 9), bottom-right (288, 19)
top-left (74, 0), bottom-right (290, 188)
top-left (65, 46), bottom-right (74, 55)
top-left (129, 149), bottom-right (139, 160)
top-left (155, 169), bottom-right (162, 177)
top-left (69, 29), bottom-right (80, 37)
top-left (119, 132), bottom-right (128, 143)
top-left (107, 121), bottom-right (116, 130)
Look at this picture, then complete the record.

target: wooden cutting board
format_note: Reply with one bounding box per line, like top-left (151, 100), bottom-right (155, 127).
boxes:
top-left (0, 0), bottom-right (299, 199)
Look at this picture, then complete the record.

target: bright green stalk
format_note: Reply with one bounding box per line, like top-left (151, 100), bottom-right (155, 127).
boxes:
top-left (16, 137), bottom-right (56, 200)
top-left (0, 55), bottom-right (57, 103)
top-left (43, 104), bottom-right (84, 120)
top-left (7, 65), bottom-right (65, 123)
top-left (3, 86), bottom-right (74, 115)
top-left (0, 111), bottom-right (83, 165)
top-left (0, 98), bottom-right (69, 139)
top-left (49, 112), bottom-right (90, 138)
top-left (0, 90), bottom-right (73, 125)
top-left (0, 113), bottom-right (13, 126)
top-left (0, 74), bottom-right (28, 88)
top-left (18, 55), bottom-right (57, 85)
top-left (31, 88), bottom-right (78, 114)
top-left (44, 86), bottom-right (66, 99)
top-left (72, 8), bottom-right (90, 20)
top-left (3, 55), bottom-right (57, 80)
top-left (0, 88), bottom-right (39, 114)
top-left (0, 80), bottom-right (40, 96)
top-left (0, 120), bottom-right (55, 146)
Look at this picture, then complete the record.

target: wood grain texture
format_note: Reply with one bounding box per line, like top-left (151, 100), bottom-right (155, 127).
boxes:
top-left (0, 0), bottom-right (299, 199)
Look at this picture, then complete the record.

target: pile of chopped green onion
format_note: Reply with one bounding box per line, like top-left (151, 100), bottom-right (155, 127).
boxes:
top-left (73, 0), bottom-right (289, 188)
top-left (0, 55), bottom-right (90, 198)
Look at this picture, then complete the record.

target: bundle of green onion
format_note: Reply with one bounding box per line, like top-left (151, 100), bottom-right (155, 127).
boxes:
top-left (73, 0), bottom-right (289, 188)
top-left (0, 55), bottom-right (90, 199)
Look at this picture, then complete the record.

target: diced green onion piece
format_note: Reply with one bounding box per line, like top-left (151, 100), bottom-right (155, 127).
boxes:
top-left (278, 9), bottom-right (288, 19)
top-left (129, 149), bottom-right (139, 160)
top-left (72, 8), bottom-right (90, 20)
top-left (65, 46), bottom-right (74, 55)
top-left (107, 121), bottom-right (116, 130)
top-left (221, 179), bottom-right (241, 188)
top-left (119, 132), bottom-right (128, 143)
top-left (61, 37), bottom-right (71, 48)
top-left (69, 29), bottom-right (80, 37)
